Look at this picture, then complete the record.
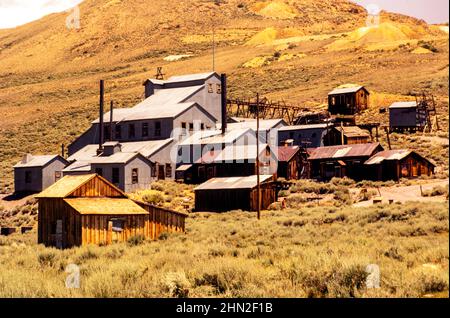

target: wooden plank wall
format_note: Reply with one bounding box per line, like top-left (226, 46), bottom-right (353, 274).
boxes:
top-left (71, 177), bottom-right (124, 198)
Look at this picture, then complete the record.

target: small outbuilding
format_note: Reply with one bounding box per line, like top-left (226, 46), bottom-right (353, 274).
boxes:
top-left (364, 150), bottom-right (435, 181)
top-left (308, 143), bottom-right (383, 180)
top-left (14, 154), bottom-right (68, 193)
top-left (328, 86), bottom-right (370, 115)
top-left (389, 101), bottom-right (427, 132)
top-left (278, 124), bottom-right (329, 148)
top-left (194, 175), bottom-right (276, 212)
top-left (324, 126), bottom-right (371, 146)
top-left (276, 146), bottom-right (302, 180)
top-left (36, 174), bottom-right (186, 248)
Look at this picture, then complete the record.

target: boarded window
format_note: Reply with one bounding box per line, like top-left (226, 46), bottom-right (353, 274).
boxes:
top-left (112, 168), bottom-right (120, 184)
top-left (55, 171), bottom-right (62, 182)
top-left (132, 168), bottom-right (139, 184)
top-left (155, 121), bottom-right (161, 137)
top-left (208, 83), bottom-right (213, 93)
top-left (166, 164), bottom-right (172, 178)
top-left (129, 124), bottom-right (136, 138)
top-left (151, 164), bottom-right (157, 178)
top-left (115, 125), bottom-right (122, 139)
top-left (142, 123), bottom-right (149, 137)
top-left (25, 171), bottom-right (32, 184)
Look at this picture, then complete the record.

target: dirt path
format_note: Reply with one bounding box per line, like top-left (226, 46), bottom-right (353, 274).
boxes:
top-left (353, 180), bottom-right (449, 207)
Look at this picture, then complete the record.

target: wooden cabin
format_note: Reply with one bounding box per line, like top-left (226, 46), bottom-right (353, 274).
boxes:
top-left (324, 126), bottom-right (371, 146)
top-left (36, 174), bottom-right (186, 248)
top-left (328, 86), bottom-right (369, 115)
top-left (364, 150), bottom-right (435, 181)
top-left (194, 175), bottom-right (276, 212)
top-left (308, 143), bottom-right (383, 181)
top-left (276, 146), bottom-right (301, 180)
top-left (389, 102), bottom-right (427, 132)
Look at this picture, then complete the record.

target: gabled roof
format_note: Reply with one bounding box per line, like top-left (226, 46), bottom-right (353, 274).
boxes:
top-left (64, 198), bottom-right (148, 215)
top-left (179, 128), bottom-right (255, 146)
top-left (14, 155), bottom-right (67, 168)
top-left (365, 149), bottom-right (435, 166)
top-left (165, 72), bottom-right (217, 83)
top-left (308, 143), bottom-right (382, 160)
top-left (277, 146), bottom-right (300, 162)
top-left (217, 119), bottom-right (287, 131)
top-left (36, 174), bottom-right (126, 198)
top-left (328, 86), bottom-right (369, 95)
top-left (194, 175), bottom-right (274, 191)
top-left (389, 101), bottom-right (417, 109)
top-left (92, 101), bottom-right (215, 124)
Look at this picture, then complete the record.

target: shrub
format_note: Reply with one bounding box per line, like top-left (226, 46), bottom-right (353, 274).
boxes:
top-left (127, 235), bottom-right (146, 246)
top-left (142, 192), bottom-right (164, 205)
top-left (163, 272), bottom-right (191, 298)
top-left (422, 185), bottom-right (449, 197)
top-left (37, 251), bottom-right (57, 267)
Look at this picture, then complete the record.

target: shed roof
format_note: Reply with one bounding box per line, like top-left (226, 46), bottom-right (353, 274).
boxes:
top-left (364, 149), bottom-right (435, 166)
top-left (279, 123), bottom-right (329, 131)
top-left (89, 152), bottom-right (144, 165)
top-left (36, 174), bottom-right (119, 198)
top-left (194, 175), bottom-right (273, 191)
top-left (64, 198), bottom-right (148, 215)
top-left (277, 146), bottom-right (300, 162)
top-left (328, 86), bottom-right (368, 95)
top-left (333, 126), bottom-right (370, 138)
top-left (308, 143), bottom-right (382, 160)
top-left (14, 155), bottom-right (66, 168)
top-left (389, 101), bottom-right (417, 109)
top-left (62, 161), bottom-right (92, 173)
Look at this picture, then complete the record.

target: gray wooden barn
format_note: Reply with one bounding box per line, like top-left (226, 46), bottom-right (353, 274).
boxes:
top-left (389, 102), bottom-right (427, 132)
top-left (14, 154), bottom-right (69, 193)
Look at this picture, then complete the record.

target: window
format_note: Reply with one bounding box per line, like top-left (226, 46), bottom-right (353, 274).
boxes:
top-left (216, 84), bottom-right (222, 94)
top-left (208, 83), bottom-right (213, 93)
top-left (201, 123), bottom-right (205, 130)
top-left (142, 123), bottom-right (149, 137)
top-left (128, 124), bottom-right (135, 139)
top-left (54, 171), bottom-right (62, 182)
top-left (111, 219), bottom-right (124, 232)
top-left (181, 122), bottom-right (187, 136)
top-left (331, 97), bottom-right (336, 106)
top-left (95, 168), bottom-right (103, 177)
top-left (104, 125), bottom-right (111, 141)
top-left (25, 171), bottom-right (32, 184)
top-left (112, 168), bottom-right (120, 184)
top-left (115, 125), bottom-right (122, 139)
top-left (166, 164), bottom-right (172, 178)
top-left (289, 132), bottom-right (294, 139)
top-left (132, 168), bottom-right (139, 184)
top-left (189, 123), bottom-right (194, 131)
top-left (151, 164), bottom-right (157, 178)
top-left (155, 121), bottom-right (161, 137)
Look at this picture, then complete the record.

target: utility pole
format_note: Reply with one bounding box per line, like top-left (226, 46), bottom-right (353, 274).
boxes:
top-left (256, 93), bottom-right (261, 220)
top-left (109, 100), bottom-right (114, 141)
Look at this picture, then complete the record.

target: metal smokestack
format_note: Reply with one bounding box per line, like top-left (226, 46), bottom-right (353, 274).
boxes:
top-left (98, 80), bottom-right (105, 155)
top-left (221, 73), bottom-right (227, 135)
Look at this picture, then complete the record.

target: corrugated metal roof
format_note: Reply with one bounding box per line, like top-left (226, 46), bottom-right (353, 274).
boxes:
top-left (64, 198), bottom-right (148, 215)
top-left (179, 128), bottom-right (255, 146)
top-left (197, 144), bottom-right (269, 163)
top-left (14, 155), bottom-right (62, 168)
top-left (279, 123), bottom-right (329, 131)
top-left (90, 152), bottom-right (141, 164)
top-left (63, 161), bottom-right (92, 173)
top-left (389, 101), bottom-right (417, 109)
top-left (194, 175), bottom-right (273, 191)
top-left (36, 174), bottom-right (97, 198)
top-left (365, 149), bottom-right (423, 165)
top-left (216, 119), bottom-right (286, 131)
top-left (176, 164), bottom-right (193, 172)
top-left (93, 102), bottom-right (200, 123)
top-left (334, 126), bottom-right (370, 138)
top-left (308, 143), bottom-right (382, 160)
top-left (67, 139), bottom-right (174, 162)
top-left (277, 146), bottom-right (300, 162)
top-left (328, 86), bottom-right (366, 95)
top-left (166, 72), bottom-right (216, 83)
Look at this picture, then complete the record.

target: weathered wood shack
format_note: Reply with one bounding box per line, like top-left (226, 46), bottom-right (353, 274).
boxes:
top-left (194, 175), bottom-right (276, 212)
top-left (364, 150), bottom-right (435, 181)
top-left (324, 126), bottom-right (371, 146)
top-left (389, 102), bottom-right (427, 132)
top-left (328, 86), bottom-right (369, 115)
top-left (276, 146), bottom-right (301, 180)
top-left (36, 174), bottom-right (186, 248)
top-left (308, 143), bottom-right (384, 180)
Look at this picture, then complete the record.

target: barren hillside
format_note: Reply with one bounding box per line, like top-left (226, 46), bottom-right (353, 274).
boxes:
top-left (0, 0), bottom-right (448, 188)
